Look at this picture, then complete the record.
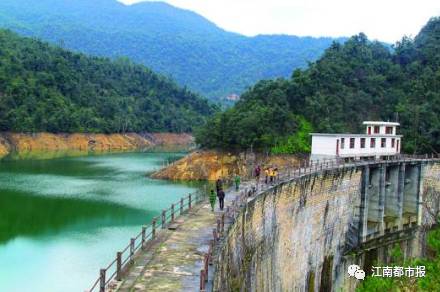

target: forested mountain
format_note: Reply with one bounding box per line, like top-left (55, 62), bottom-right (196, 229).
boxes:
top-left (0, 29), bottom-right (215, 133)
top-left (0, 0), bottom-right (343, 100)
top-left (196, 17), bottom-right (440, 154)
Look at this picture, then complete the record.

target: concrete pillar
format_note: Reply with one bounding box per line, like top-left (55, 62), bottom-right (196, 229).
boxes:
top-left (403, 164), bottom-right (419, 226)
top-left (359, 165), bottom-right (370, 242)
top-left (397, 163), bottom-right (405, 230)
top-left (384, 164), bottom-right (399, 230)
top-left (378, 164), bottom-right (386, 235)
top-left (367, 166), bottom-right (381, 236)
top-left (416, 163), bottom-right (425, 226)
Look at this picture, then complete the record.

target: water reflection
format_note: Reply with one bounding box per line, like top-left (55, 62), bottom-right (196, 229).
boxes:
top-left (0, 152), bottom-right (202, 292)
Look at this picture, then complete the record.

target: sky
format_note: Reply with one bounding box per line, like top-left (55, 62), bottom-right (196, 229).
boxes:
top-left (119, 0), bottom-right (440, 43)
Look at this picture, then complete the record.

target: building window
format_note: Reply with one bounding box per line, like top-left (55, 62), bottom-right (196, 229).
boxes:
top-left (391, 138), bottom-right (395, 148)
top-left (368, 127), bottom-right (371, 135)
top-left (374, 126), bottom-right (380, 134)
top-left (370, 138), bottom-right (376, 148)
top-left (381, 138), bottom-right (386, 148)
top-left (360, 138), bottom-right (366, 148)
top-left (350, 138), bottom-right (355, 149)
top-left (341, 138), bottom-right (345, 149)
top-left (386, 126), bottom-right (393, 134)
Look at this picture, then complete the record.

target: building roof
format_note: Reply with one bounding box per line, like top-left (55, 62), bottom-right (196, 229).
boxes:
top-left (362, 121), bottom-right (400, 126)
top-left (310, 133), bottom-right (403, 138)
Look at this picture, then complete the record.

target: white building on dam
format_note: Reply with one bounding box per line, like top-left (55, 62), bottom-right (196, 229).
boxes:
top-left (310, 121), bottom-right (402, 161)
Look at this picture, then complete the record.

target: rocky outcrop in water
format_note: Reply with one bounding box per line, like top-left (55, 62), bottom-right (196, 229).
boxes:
top-left (151, 150), bottom-right (302, 181)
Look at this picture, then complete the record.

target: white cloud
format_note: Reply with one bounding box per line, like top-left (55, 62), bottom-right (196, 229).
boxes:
top-left (119, 0), bottom-right (440, 43)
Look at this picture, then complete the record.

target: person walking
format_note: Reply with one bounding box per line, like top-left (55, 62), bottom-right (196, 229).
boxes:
top-left (273, 167), bottom-right (278, 182)
top-left (254, 165), bottom-right (261, 183)
top-left (269, 167), bottom-right (275, 184)
top-left (234, 174), bottom-right (241, 191)
top-left (265, 167), bottom-right (270, 184)
top-left (216, 178), bottom-right (223, 193)
top-left (209, 189), bottom-right (217, 212)
top-left (217, 189), bottom-right (225, 211)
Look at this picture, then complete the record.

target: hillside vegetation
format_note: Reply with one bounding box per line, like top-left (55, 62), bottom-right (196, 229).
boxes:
top-left (196, 17), bottom-right (440, 154)
top-left (0, 29), bottom-right (215, 133)
top-left (0, 0), bottom-right (343, 100)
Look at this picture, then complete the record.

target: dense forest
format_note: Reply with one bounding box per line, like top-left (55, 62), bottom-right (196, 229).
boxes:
top-left (0, 0), bottom-right (343, 100)
top-left (196, 17), bottom-right (440, 154)
top-left (0, 29), bottom-right (215, 133)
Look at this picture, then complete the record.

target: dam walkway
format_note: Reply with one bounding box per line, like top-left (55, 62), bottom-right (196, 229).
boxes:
top-left (99, 154), bottom-right (439, 292)
top-left (112, 182), bottom-right (253, 292)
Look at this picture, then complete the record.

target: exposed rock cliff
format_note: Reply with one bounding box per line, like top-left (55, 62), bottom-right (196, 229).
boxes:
top-left (151, 150), bottom-right (302, 181)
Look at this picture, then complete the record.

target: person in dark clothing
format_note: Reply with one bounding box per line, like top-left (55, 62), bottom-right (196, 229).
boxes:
top-left (217, 189), bottom-right (225, 210)
top-left (255, 165), bottom-right (261, 183)
top-left (215, 178), bottom-right (223, 193)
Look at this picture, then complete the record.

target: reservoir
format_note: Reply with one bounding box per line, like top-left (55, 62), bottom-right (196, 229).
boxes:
top-left (0, 152), bottom-right (201, 292)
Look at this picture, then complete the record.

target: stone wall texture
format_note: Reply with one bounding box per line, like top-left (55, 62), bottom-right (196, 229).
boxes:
top-left (214, 167), bottom-right (362, 291)
top-left (214, 161), bottom-right (440, 292)
top-left (421, 162), bottom-right (440, 226)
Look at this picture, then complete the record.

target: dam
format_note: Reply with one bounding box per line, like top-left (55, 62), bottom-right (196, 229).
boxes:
top-left (213, 156), bottom-right (440, 291)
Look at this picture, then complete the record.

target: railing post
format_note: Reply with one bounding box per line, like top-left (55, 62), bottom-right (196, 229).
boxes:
top-left (100, 269), bottom-right (106, 292)
top-left (209, 240), bottom-right (214, 264)
top-left (152, 218), bottom-right (156, 240)
top-left (204, 254), bottom-right (209, 279)
top-left (162, 210), bottom-right (166, 229)
top-left (116, 252), bottom-right (122, 281)
top-left (221, 213), bottom-right (225, 234)
top-left (171, 204), bottom-right (175, 222)
top-left (130, 238), bottom-right (135, 263)
top-left (216, 219), bottom-right (221, 237)
top-left (141, 226), bottom-right (147, 248)
top-left (213, 228), bottom-right (218, 243)
top-left (180, 198), bottom-right (184, 215)
top-left (200, 269), bottom-right (205, 291)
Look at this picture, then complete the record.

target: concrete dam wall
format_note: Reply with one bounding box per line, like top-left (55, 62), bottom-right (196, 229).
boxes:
top-left (213, 160), bottom-right (440, 292)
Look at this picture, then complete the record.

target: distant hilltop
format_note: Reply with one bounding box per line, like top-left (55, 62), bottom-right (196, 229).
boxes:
top-left (0, 0), bottom-right (345, 100)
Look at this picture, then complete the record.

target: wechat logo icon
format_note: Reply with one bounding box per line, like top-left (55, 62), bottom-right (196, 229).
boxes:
top-left (348, 264), bottom-right (366, 280)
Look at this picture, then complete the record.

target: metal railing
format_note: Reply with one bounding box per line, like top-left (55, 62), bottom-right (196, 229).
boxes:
top-left (199, 213), bottom-right (225, 292)
top-left (87, 189), bottom-right (206, 292)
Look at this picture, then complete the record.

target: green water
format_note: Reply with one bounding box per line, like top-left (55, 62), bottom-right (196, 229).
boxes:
top-left (0, 152), bottom-right (202, 292)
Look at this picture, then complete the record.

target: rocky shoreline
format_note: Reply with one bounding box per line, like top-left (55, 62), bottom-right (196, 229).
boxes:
top-left (0, 132), bottom-right (194, 160)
